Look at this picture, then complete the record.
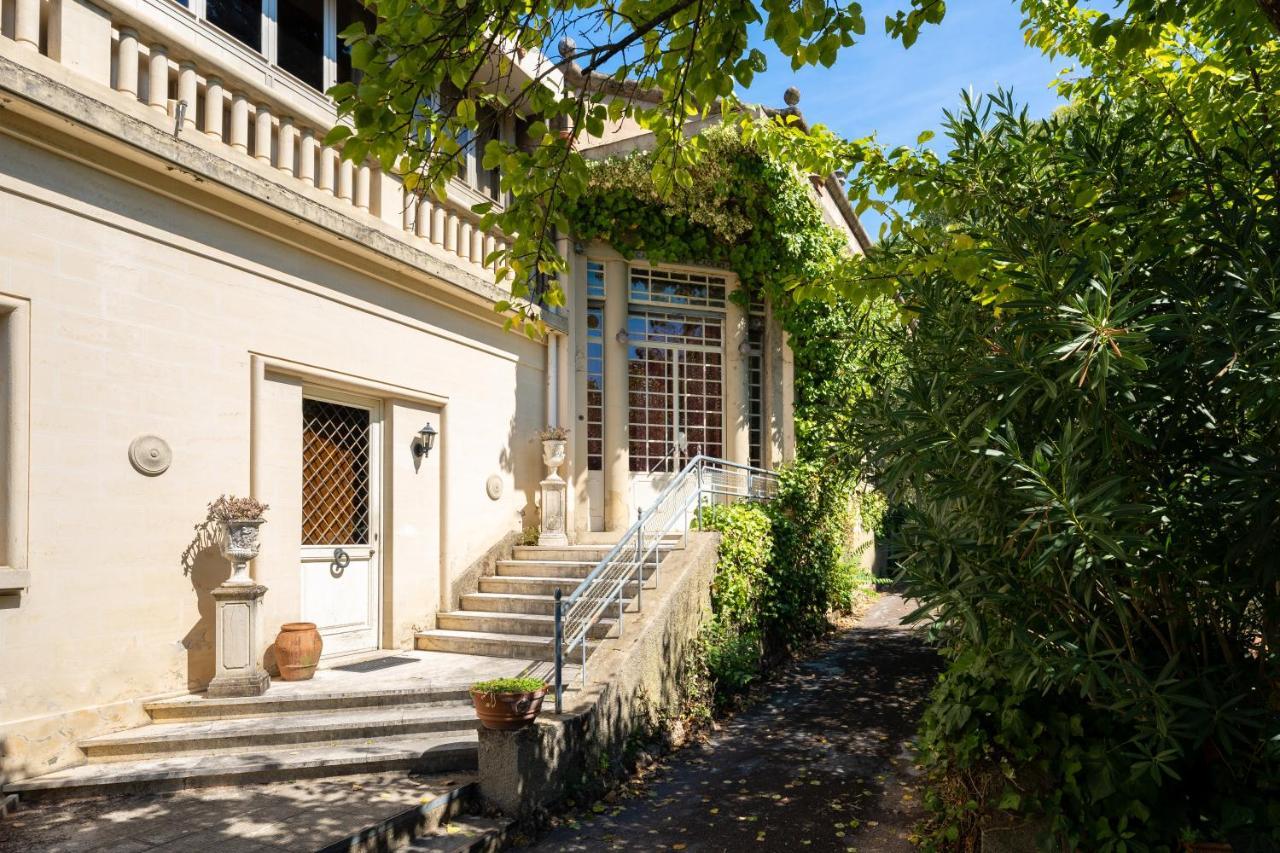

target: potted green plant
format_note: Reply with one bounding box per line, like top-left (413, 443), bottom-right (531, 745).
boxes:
top-left (207, 495), bottom-right (269, 585)
top-left (469, 677), bottom-right (549, 730)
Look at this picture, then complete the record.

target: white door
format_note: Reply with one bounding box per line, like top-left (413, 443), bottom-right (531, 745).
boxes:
top-left (300, 392), bottom-right (381, 658)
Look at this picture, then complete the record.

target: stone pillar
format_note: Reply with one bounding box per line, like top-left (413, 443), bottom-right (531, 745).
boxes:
top-left (298, 129), bottom-right (317, 185)
top-left (780, 328), bottom-right (796, 463)
top-left (204, 77), bottom-right (224, 139)
top-left (431, 205), bottom-right (447, 246)
top-left (337, 158), bottom-right (354, 200)
top-left (146, 44), bottom-right (169, 112)
top-left (48, 0), bottom-right (113, 86)
top-left (603, 259), bottom-right (631, 530)
top-left (415, 198), bottom-right (432, 238)
top-left (230, 92), bottom-right (249, 152)
top-left (176, 62), bottom-right (197, 130)
top-left (14, 0), bottom-right (40, 50)
top-left (207, 584), bottom-right (270, 698)
top-left (319, 147), bottom-right (338, 192)
top-left (354, 163), bottom-right (371, 209)
top-left (116, 29), bottom-right (140, 96)
top-left (254, 104), bottom-right (273, 164)
top-left (723, 278), bottom-right (750, 465)
top-left (764, 301), bottom-right (787, 468)
top-left (277, 117), bottom-right (296, 175)
top-left (443, 212), bottom-right (459, 253)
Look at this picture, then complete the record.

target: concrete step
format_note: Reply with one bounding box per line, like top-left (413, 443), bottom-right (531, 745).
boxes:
top-left (2, 732), bottom-right (478, 799)
top-left (511, 542), bottom-right (680, 562)
top-left (478, 574), bottom-right (652, 597)
top-left (415, 629), bottom-right (595, 661)
top-left (80, 703), bottom-right (479, 760)
top-left (436, 610), bottom-right (619, 640)
top-left (494, 559), bottom-right (596, 578)
top-left (406, 815), bottom-right (513, 852)
top-left (145, 686), bottom-right (472, 723)
top-left (317, 782), bottom-right (483, 853)
top-left (459, 591), bottom-right (642, 617)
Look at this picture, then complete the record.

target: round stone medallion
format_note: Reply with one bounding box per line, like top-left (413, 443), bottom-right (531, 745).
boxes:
top-left (485, 474), bottom-right (503, 501)
top-left (129, 435), bottom-right (172, 476)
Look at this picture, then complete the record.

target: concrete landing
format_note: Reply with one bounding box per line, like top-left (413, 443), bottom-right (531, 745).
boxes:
top-left (0, 771), bottom-right (476, 853)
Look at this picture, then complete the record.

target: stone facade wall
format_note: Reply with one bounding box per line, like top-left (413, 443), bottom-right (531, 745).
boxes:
top-left (0, 130), bottom-right (547, 783)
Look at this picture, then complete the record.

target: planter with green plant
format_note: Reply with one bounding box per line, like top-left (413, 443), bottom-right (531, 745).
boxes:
top-left (469, 677), bottom-right (549, 731)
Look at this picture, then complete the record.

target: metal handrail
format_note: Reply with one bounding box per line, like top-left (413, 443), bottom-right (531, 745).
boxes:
top-left (553, 454), bottom-right (779, 712)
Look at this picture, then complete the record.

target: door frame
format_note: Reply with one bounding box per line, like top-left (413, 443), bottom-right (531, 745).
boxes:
top-left (299, 385), bottom-right (385, 658)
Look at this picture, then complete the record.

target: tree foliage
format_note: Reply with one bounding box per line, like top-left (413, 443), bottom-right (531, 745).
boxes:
top-left (837, 7), bottom-right (1280, 846)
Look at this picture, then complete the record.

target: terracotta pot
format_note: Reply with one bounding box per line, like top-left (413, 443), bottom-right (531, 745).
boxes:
top-left (470, 686), bottom-right (548, 730)
top-left (274, 622), bottom-right (323, 681)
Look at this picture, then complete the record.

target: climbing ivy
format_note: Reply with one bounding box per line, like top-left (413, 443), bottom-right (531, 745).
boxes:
top-left (566, 123), bottom-right (850, 309)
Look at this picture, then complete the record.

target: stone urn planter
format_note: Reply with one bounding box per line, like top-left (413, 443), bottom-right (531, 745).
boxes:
top-left (220, 518), bottom-right (264, 585)
top-left (274, 622), bottom-right (323, 681)
top-left (470, 678), bottom-right (549, 731)
top-left (541, 438), bottom-right (567, 481)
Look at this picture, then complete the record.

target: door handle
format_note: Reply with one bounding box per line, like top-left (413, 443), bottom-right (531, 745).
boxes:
top-left (330, 547), bottom-right (350, 578)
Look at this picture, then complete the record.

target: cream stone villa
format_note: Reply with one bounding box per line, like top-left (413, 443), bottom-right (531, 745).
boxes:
top-left (0, 0), bottom-right (867, 797)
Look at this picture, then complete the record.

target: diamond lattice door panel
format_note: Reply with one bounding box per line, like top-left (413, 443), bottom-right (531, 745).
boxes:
top-left (303, 399), bottom-right (371, 546)
top-left (300, 396), bottom-right (380, 657)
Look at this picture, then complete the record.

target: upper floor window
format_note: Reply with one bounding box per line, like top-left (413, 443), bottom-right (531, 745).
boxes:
top-left (629, 266), bottom-right (727, 310)
top-left (177, 0), bottom-right (374, 93)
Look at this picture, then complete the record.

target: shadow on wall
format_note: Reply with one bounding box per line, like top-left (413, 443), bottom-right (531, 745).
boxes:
top-left (180, 518), bottom-right (230, 692)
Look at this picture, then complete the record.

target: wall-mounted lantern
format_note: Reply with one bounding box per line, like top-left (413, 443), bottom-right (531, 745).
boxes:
top-left (616, 329), bottom-right (630, 344)
top-left (413, 423), bottom-right (438, 460)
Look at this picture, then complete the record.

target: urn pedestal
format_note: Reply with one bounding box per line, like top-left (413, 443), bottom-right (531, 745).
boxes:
top-left (207, 517), bottom-right (270, 697)
top-left (538, 439), bottom-right (569, 547)
top-left (207, 583), bottom-right (270, 697)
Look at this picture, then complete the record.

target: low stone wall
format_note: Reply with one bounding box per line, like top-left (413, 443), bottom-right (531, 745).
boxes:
top-left (477, 532), bottom-right (721, 816)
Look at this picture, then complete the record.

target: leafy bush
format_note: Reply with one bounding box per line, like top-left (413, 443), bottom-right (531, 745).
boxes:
top-left (762, 461), bottom-right (853, 652)
top-left (694, 502), bottom-right (773, 697)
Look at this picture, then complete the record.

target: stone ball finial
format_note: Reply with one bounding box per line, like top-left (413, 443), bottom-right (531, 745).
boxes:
top-left (558, 36), bottom-right (577, 61)
top-left (783, 86), bottom-right (801, 107)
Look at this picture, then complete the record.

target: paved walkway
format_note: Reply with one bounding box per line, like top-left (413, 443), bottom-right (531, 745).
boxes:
top-left (0, 771), bottom-right (469, 852)
top-left (515, 594), bottom-right (940, 853)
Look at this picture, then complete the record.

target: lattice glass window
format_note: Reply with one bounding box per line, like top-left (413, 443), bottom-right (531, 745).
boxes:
top-left (586, 261), bottom-right (605, 300)
top-left (747, 312), bottom-right (766, 468)
top-left (629, 266), bottom-right (727, 310)
top-left (586, 305), bottom-right (604, 471)
top-left (302, 399), bottom-right (371, 546)
top-left (627, 309), bottom-right (723, 472)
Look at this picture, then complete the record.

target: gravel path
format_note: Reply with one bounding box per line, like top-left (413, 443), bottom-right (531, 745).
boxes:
top-left (515, 594), bottom-right (941, 853)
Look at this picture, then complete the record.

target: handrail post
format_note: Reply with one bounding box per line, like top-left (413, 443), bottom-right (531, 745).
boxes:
top-left (554, 588), bottom-right (563, 714)
top-left (696, 458), bottom-right (704, 529)
top-left (635, 522), bottom-right (644, 611)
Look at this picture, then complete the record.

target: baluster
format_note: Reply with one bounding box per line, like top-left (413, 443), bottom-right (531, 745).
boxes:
top-left (319, 147), bottom-right (337, 192)
top-left (458, 220), bottom-right (473, 261)
top-left (254, 104), bottom-right (273, 164)
top-left (298, 130), bottom-right (317, 185)
top-left (277, 117), bottom-right (296, 175)
top-left (177, 62), bottom-right (197, 131)
top-left (337, 158), bottom-right (353, 201)
top-left (116, 29), bottom-right (139, 97)
top-left (354, 163), bottom-right (371, 210)
top-left (471, 228), bottom-right (484, 267)
top-left (431, 205), bottom-right (447, 246)
top-left (147, 45), bottom-right (169, 113)
top-left (14, 0), bottom-right (39, 50)
top-left (402, 193), bottom-right (416, 233)
top-left (443, 211), bottom-right (459, 253)
top-left (484, 233), bottom-right (497, 270)
top-left (203, 77), bottom-right (224, 139)
top-left (416, 197), bottom-right (432, 238)
top-left (230, 92), bottom-right (249, 152)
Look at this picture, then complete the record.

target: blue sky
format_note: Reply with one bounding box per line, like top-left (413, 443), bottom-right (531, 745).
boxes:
top-left (739, 0), bottom-right (1067, 234)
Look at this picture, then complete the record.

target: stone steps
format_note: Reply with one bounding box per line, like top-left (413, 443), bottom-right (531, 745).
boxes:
top-left (415, 629), bottom-right (597, 660)
top-left (79, 703), bottom-right (479, 760)
top-left (494, 559), bottom-right (597, 578)
top-left (477, 574), bottom-right (652, 597)
top-left (3, 732), bottom-right (478, 799)
top-left (405, 815), bottom-right (513, 852)
top-left (459, 591), bottom-right (642, 617)
top-left (437, 610), bottom-right (619, 639)
top-left (146, 687), bottom-right (472, 722)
